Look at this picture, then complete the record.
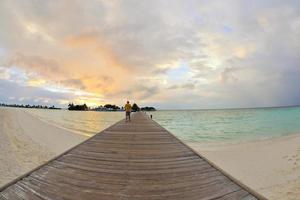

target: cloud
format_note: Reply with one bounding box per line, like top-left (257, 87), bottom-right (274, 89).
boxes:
top-left (0, 67), bottom-right (9, 80)
top-left (58, 79), bottom-right (86, 90)
top-left (168, 83), bottom-right (196, 90)
top-left (167, 85), bottom-right (179, 90)
top-left (0, 0), bottom-right (300, 108)
top-left (219, 67), bottom-right (239, 83)
top-left (0, 79), bottom-right (75, 106)
top-left (2, 52), bottom-right (63, 79)
top-left (107, 80), bottom-right (160, 101)
top-left (151, 67), bottom-right (171, 75)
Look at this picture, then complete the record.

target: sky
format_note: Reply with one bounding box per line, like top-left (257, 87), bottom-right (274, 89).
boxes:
top-left (0, 0), bottom-right (300, 109)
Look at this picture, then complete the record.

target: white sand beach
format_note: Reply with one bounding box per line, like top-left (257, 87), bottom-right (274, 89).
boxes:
top-left (0, 107), bottom-right (87, 188)
top-left (189, 135), bottom-right (300, 200)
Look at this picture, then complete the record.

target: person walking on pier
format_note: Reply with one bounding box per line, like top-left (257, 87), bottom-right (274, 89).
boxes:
top-left (125, 101), bottom-right (132, 122)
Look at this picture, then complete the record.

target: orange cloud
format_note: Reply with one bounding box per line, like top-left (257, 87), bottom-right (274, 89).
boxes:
top-left (64, 32), bottom-right (127, 71)
top-left (61, 32), bottom-right (140, 99)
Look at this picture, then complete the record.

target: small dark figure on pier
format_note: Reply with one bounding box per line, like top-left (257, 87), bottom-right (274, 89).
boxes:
top-left (125, 101), bottom-right (132, 122)
top-left (150, 114), bottom-right (152, 119)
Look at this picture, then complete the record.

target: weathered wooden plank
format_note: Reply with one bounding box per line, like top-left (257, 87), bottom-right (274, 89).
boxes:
top-left (0, 112), bottom-right (262, 200)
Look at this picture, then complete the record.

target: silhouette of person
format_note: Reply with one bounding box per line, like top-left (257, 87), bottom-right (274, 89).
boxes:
top-left (124, 101), bottom-right (132, 122)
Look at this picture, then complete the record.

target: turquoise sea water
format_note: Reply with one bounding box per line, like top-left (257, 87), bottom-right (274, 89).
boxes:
top-left (26, 106), bottom-right (300, 144)
top-left (152, 107), bottom-right (300, 143)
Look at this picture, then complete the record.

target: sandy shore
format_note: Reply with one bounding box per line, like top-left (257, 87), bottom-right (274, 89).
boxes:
top-left (189, 135), bottom-right (300, 200)
top-left (0, 107), bottom-right (87, 188)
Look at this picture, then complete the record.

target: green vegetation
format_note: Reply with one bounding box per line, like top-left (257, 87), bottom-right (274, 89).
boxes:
top-left (92, 104), bottom-right (122, 111)
top-left (0, 102), bottom-right (156, 112)
top-left (141, 106), bottom-right (156, 111)
top-left (132, 103), bottom-right (140, 112)
top-left (0, 103), bottom-right (61, 109)
top-left (68, 103), bottom-right (88, 111)
top-left (104, 104), bottom-right (120, 110)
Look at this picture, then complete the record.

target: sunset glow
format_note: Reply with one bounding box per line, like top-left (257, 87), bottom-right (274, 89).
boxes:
top-left (1, 0), bottom-right (300, 109)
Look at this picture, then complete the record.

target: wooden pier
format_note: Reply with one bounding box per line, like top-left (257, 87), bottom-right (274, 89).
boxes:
top-left (0, 112), bottom-right (263, 199)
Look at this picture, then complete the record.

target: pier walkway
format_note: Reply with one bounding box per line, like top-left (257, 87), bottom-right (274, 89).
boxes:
top-left (0, 112), bottom-right (262, 199)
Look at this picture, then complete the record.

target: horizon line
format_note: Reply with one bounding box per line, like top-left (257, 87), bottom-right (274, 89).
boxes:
top-left (1, 102), bottom-right (300, 111)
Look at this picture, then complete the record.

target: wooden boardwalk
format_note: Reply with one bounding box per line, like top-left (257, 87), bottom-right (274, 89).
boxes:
top-left (0, 112), bottom-right (262, 200)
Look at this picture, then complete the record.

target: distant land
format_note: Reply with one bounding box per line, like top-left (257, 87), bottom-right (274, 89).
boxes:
top-left (141, 106), bottom-right (156, 111)
top-left (69, 103), bottom-right (156, 112)
top-left (0, 103), bottom-right (61, 110)
top-left (0, 102), bottom-right (156, 112)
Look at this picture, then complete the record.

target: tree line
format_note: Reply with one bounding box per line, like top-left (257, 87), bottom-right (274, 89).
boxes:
top-left (68, 102), bottom-right (156, 111)
top-left (0, 103), bottom-right (60, 109)
top-left (0, 102), bottom-right (156, 111)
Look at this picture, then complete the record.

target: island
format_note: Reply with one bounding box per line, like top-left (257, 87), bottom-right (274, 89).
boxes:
top-left (141, 106), bottom-right (156, 111)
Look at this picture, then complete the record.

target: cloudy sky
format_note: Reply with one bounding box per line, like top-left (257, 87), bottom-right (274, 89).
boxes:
top-left (0, 0), bottom-right (300, 109)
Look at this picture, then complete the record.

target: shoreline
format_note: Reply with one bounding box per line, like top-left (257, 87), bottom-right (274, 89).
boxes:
top-left (0, 107), bottom-right (87, 188)
top-left (24, 108), bottom-right (94, 137)
top-left (189, 131), bottom-right (300, 150)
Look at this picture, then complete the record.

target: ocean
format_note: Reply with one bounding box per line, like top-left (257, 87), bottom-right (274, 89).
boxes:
top-left (26, 106), bottom-right (300, 144)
